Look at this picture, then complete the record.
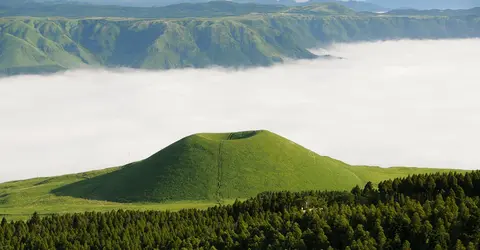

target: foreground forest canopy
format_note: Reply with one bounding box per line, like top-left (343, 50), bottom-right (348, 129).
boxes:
top-left (2, 171), bottom-right (480, 249)
top-left (0, 2), bottom-right (479, 75)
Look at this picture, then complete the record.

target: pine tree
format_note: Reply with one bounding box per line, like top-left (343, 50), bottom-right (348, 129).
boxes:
top-left (466, 242), bottom-right (476, 250)
top-left (455, 240), bottom-right (467, 250)
top-left (402, 240), bottom-right (411, 250)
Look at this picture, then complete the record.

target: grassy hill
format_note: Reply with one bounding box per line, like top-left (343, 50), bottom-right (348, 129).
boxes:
top-left (52, 130), bottom-right (364, 202)
top-left (0, 3), bottom-right (479, 75)
top-left (0, 130), bottom-right (467, 219)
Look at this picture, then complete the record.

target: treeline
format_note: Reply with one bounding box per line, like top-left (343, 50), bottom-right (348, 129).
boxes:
top-left (2, 171), bottom-right (480, 249)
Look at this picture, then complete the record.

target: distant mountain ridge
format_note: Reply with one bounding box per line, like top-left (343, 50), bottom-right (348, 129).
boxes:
top-left (0, 0), bottom-right (388, 12)
top-left (7, 0), bottom-right (480, 10)
top-left (1, 2), bottom-right (479, 75)
top-left (0, 1), bottom-right (288, 18)
top-left (368, 0), bottom-right (480, 10)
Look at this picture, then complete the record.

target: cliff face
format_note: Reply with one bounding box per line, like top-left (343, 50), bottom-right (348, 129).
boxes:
top-left (1, 14), bottom-right (479, 74)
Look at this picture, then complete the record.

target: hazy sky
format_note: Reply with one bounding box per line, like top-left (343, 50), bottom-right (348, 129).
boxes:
top-left (1, 39), bottom-right (480, 183)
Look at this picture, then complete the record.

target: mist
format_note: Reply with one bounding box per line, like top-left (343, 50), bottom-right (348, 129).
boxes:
top-left (1, 39), bottom-right (480, 183)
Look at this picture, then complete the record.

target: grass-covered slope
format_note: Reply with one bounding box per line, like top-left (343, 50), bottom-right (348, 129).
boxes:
top-left (0, 3), bottom-right (479, 75)
top-left (52, 130), bottom-right (364, 202)
top-left (0, 19), bottom-right (98, 74)
top-left (0, 130), bottom-right (467, 218)
top-left (286, 2), bottom-right (356, 15)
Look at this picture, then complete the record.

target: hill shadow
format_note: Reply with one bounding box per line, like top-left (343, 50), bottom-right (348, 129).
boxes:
top-left (51, 162), bottom-right (152, 203)
top-left (51, 135), bottom-right (220, 203)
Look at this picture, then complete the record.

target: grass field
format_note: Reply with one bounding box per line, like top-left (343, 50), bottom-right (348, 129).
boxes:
top-left (0, 169), bottom-right (239, 220)
top-left (0, 130), bottom-right (468, 220)
top-left (346, 165), bottom-right (465, 186)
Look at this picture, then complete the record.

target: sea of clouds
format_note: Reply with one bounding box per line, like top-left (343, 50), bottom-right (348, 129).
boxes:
top-left (1, 39), bottom-right (480, 183)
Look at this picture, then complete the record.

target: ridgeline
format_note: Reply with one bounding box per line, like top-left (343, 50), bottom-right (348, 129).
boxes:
top-left (0, 2), bottom-right (479, 75)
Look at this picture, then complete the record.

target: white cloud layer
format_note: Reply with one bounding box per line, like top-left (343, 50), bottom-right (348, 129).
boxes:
top-left (1, 39), bottom-right (480, 183)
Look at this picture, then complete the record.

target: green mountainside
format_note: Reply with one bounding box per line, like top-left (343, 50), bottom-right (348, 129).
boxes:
top-left (0, 3), bottom-right (479, 75)
top-left (0, 130), bottom-right (465, 219)
top-left (52, 130), bottom-right (364, 202)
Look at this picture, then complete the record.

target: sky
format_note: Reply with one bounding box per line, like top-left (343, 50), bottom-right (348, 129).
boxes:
top-left (1, 39), bottom-right (480, 183)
